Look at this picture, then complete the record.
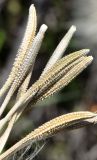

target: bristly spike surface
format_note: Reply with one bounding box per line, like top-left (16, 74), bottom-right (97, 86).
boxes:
top-left (0, 111), bottom-right (96, 160)
top-left (0, 52), bottom-right (93, 129)
top-left (41, 49), bottom-right (90, 79)
top-left (0, 4), bottom-right (37, 98)
top-left (0, 24), bottom-right (47, 117)
top-left (37, 56), bottom-right (93, 102)
top-left (0, 3), bottom-right (94, 159)
top-left (41, 25), bottom-right (76, 76)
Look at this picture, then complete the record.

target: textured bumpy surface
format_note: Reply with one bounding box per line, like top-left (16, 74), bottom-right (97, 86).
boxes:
top-left (38, 56), bottom-right (93, 101)
top-left (23, 51), bottom-right (92, 104)
top-left (0, 3), bottom-right (95, 160)
top-left (0, 24), bottom-right (47, 115)
top-left (41, 25), bottom-right (76, 76)
top-left (0, 5), bottom-right (37, 116)
top-left (0, 111), bottom-right (96, 160)
top-left (24, 50), bottom-right (90, 100)
top-left (0, 51), bottom-right (93, 130)
top-left (0, 4), bottom-right (36, 98)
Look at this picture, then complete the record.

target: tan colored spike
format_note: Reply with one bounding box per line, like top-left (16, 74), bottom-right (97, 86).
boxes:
top-left (0, 111), bottom-right (96, 160)
top-left (24, 50), bottom-right (89, 99)
top-left (0, 67), bottom-right (34, 153)
top-left (0, 55), bottom-right (92, 130)
top-left (0, 4), bottom-right (37, 98)
top-left (41, 25), bottom-right (76, 76)
top-left (0, 24), bottom-right (47, 117)
top-left (41, 49), bottom-right (89, 78)
top-left (15, 50), bottom-right (88, 104)
top-left (38, 56), bottom-right (93, 101)
top-left (39, 49), bottom-right (89, 82)
top-left (33, 56), bottom-right (87, 102)
top-left (0, 3), bottom-right (95, 160)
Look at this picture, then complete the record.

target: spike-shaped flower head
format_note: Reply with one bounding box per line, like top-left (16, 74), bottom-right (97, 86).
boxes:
top-left (0, 4), bottom-right (94, 158)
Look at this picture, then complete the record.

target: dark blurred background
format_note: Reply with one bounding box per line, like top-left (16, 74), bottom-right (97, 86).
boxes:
top-left (1, 0), bottom-right (97, 159)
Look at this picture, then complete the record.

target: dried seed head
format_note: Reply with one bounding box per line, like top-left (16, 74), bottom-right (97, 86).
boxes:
top-left (38, 56), bottom-right (93, 101)
top-left (41, 49), bottom-right (90, 79)
top-left (0, 23), bottom-right (48, 117)
top-left (41, 25), bottom-right (76, 76)
top-left (0, 111), bottom-right (96, 160)
top-left (0, 3), bottom-right (94, 159)
top-left (0, 4), bottom-right (37, 98)
top-left (3, 51), bottom-right (92, 120)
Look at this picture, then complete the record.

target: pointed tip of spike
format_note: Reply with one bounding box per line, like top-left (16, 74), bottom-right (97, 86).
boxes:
top-left (78, 49), bottom-right (90, 55)
top-left (39, 24), bottom-right (48, 33)
top-left (82, 49), bottom-right (90, 55)
top-left (88, 55), bottom-right (93, 62)
top-left (85, 56), bottom-right (93, 66)
top-left (65, 25), bottom-right (76, 40)
top-left (70, 25), bottom-right (76, 32)
top-left (29, 4), bottom-right (35, 12)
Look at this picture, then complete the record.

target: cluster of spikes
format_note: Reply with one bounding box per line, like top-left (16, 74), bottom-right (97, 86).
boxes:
top-left (0, 4), bottom-right (97, 160)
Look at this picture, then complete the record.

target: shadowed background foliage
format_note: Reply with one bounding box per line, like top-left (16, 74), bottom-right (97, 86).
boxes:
top-left (0, 0), bottom-right (97, 160)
